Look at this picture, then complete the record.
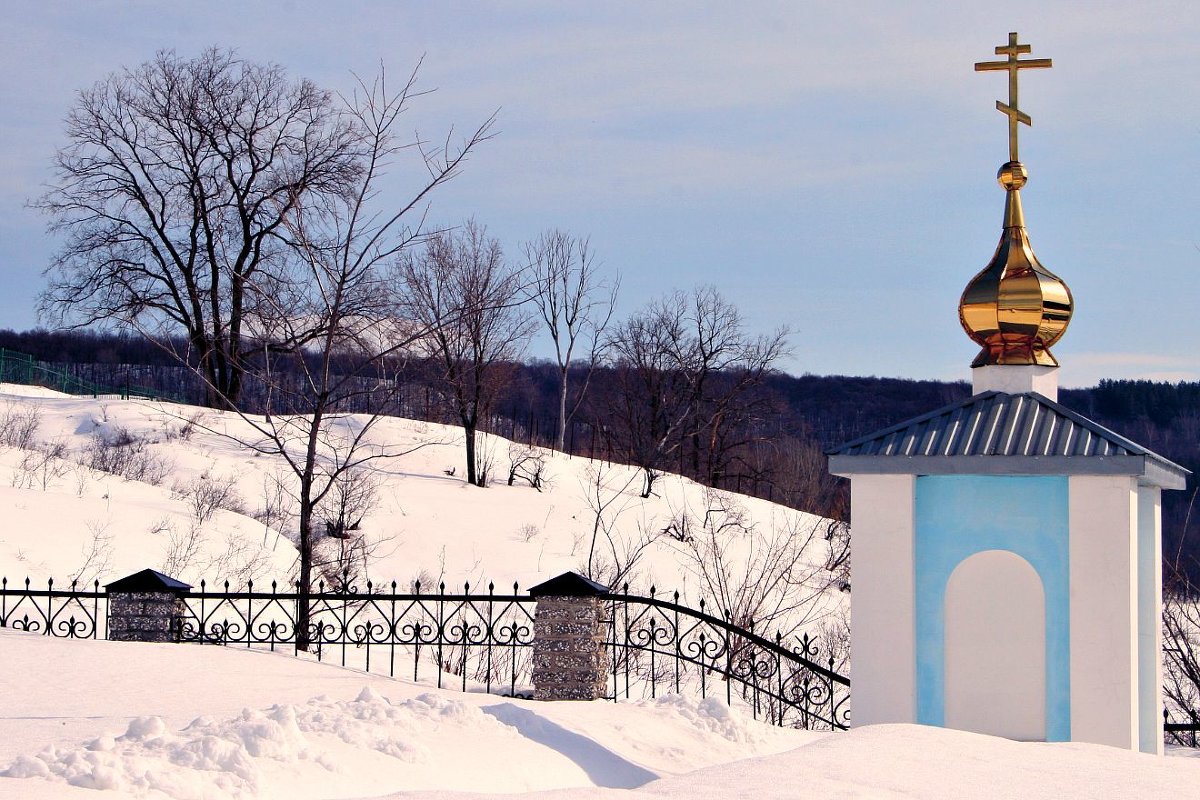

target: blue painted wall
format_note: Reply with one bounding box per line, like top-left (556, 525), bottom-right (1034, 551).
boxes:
top-left (915, 475), bottom-right (1070, 741)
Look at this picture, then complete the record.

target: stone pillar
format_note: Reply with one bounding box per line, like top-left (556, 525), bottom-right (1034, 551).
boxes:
top-left (529, 572), bottom-right (610, 701)
top-left (104, 568), bottom-right (193, 643)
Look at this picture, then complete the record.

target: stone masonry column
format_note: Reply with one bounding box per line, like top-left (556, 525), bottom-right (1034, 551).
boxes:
top-left (529, 572), bottom-right (610, 700)
top-left (105, 568), bottom-right (193, 643)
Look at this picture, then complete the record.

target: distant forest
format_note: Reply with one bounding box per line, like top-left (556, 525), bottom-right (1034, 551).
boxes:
top-left (2, 327), bottom-right (1196, 579)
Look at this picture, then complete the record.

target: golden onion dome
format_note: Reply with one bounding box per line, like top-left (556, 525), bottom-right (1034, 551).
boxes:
top-left (958, 162), bottom-right (1073, 367)
top-left (961, 33), bottom-right (1072, 367)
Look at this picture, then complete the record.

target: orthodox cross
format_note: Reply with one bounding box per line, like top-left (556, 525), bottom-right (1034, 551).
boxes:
top-left (974, 32), bottom-right (1052, 162)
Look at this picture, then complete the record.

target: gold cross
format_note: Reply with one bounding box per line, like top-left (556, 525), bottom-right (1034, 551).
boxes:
top-left (975, 32), bottom-right (1052, 162)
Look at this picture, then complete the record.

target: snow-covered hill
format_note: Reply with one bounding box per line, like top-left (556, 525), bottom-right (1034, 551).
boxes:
top-left (0, 385), bottom-right (845, 633)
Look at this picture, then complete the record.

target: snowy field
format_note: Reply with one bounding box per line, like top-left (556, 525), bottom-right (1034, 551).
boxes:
top-left (2, 384), bottom-right (1199, 797)
top-left (3, 628), bottom-right (1200, 799)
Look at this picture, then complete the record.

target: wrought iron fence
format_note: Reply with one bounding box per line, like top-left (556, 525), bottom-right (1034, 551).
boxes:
top-left (0, 572), bottom-right (849, 727)
top-left (1165, 710), bottom-right (1200, 747)
top-left (606, 586), bottom-right (850, 730)
top-left (174, 577), bottom-right (538, 697)
top-left (13, 571), bottom-right (1200, 742)
top-left (0, 577), bottom-right (106, 638)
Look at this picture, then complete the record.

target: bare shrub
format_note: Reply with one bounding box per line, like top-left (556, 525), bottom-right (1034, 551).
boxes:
top-left (158, 519), bottom-right (205, 579)
top-left (253, 472), bottom-right (295, 541)
top-left (823, 519), bottom-right (851, 588)
top-left (579, 464), bottom-right (648, 587)
top-left (175, 470), bottom-right (246, 526)
top-left (0, 402), bottom-right (40, 450)
top-left (70, 520), bottom-right (114, 585)
top-left (517, 523), bottom-right (540, 542)
top-left (204, 531), bottom-right (272, 590)
top-left (30, 440), bottom-right (70, 490)
top-left (177, 411), bottom-right (206, 441)
top-left (662, 511), bottom-right (693, 543)
top-left (507, 443), bottom-right (548, 491)
top-left (410, 568), bottom-right (436, 593)
top-left (319, 469), bottom-right (377, 539)
top-left (83, 426), bottom-right (171, 485)
top-left (69, 462), bottom-right (90, 497)
top-left (673, 488), bottom-right (829, 636)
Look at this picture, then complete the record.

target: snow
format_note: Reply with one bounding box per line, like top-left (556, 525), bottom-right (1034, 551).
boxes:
top-left (2, 628), bottom-right (1200, 799)
top-left (0, 383), bottom-right (71, 399)
top-left (0, 628), bottom-right (807, 799)
top-left (1, 387), bottom-right (1198, 797)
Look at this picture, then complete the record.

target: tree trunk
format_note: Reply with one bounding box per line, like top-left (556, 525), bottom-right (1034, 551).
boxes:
top-left (464, 421), bottom-right (478, 486)
top-left (557, 367), bottom-right (568, 451)
top-left (296, 493), bottom-right (314, 652)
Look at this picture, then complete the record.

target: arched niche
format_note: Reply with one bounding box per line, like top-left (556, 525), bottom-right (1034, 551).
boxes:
top-left (944, 549), bottom-right (1046, 741)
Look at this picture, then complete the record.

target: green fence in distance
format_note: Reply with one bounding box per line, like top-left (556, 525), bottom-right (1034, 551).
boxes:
top-left (0, 348), bottom-right (183, 403)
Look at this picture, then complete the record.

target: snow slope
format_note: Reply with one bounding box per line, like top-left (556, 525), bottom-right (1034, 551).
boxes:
top-left (0, 389), bottom-right (844, 629)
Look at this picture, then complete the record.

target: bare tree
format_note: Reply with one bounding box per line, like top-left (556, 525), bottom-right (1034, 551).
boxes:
top-left (606, 296), bottom-right (694, 497)
top-left (181, 66), bottom-right (493, 648)
top-left (676, 287), bottom-right (790, 488)
top-left (37, 48), bottom-right (364, 409)
top-left (396, 220), bottom-right (534, 486)
top-left (1164, 565), bottom-right (1200, 743)
top-left (522, 230), bottom-right (618, 451)
top-left (605, 286), bottom-right (788, 497)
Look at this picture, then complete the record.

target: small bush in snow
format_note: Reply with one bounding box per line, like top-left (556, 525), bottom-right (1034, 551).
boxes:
top-left (82, 426), bottom-right (172, 485)
top-left (175, 470), bottom-right (246, 525)
top-left (11, 439), bottom-right (71, 490)
top-left (0, 402), bottom-right (40, 450)
top-left (507, 443), bottom-right (548, 491)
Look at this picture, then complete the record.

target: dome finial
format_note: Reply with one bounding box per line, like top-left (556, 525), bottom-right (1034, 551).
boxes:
top-left (959, 33), bottom-right (1073, 369)
top-left (974, 31), bottom-right (1052, 163)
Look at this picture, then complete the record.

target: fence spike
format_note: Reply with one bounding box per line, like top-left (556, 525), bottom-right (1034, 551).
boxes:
top-left (464, 581), bottom-right (470, 593)
top-left (439, 581), bottom-right (446, 593)
top-left (512, 581), bottom-right (518, 594)
top-left (271, 580), bottom-right (278, 592)
top-left (488, 581), bottom-right (495, 593)
top-left (674, 590), bottom-right (680, 602)
top-left (247, 579), bottom-right (253, 592)
top-left (391, 580), bottom-right (397, 592)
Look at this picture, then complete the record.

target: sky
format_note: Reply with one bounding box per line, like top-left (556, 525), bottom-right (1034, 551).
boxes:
top-left (1, 1), bottom-right (1197, 387)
